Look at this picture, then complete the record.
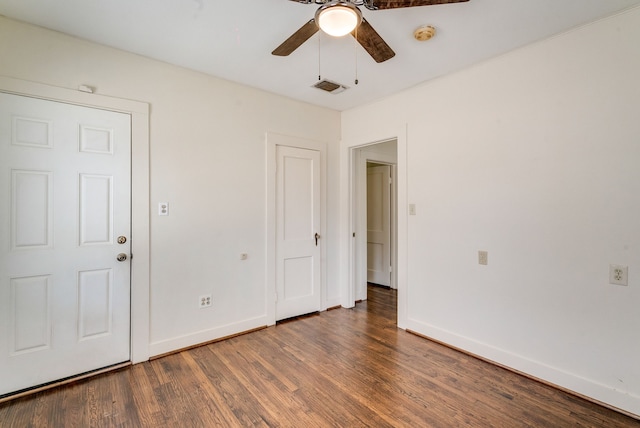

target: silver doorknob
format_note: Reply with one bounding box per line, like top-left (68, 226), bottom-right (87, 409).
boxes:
top-left (116, 253), bottom-right (128, 262)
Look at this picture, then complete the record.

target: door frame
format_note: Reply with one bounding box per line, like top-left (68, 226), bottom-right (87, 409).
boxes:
top-left (340, 126), bottom-right (407, 328)
top-left (0, 76), bottom-right (151, 363)
top-left (266, 132), bottom-right (327, 325)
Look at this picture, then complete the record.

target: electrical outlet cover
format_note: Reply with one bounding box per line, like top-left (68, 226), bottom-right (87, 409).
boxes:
top-left (199, 294), bottom-right (212, 308)
top-left (609, 264), bottom-right (628, 286)
top-left (158, 202), bottom-right (169, 216)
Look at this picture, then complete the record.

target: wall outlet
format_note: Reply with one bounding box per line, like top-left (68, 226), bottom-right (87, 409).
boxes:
top-left (478, 250), bottom-right (488, 266)
top-left (609, 265), bottom-right (628, 286)
top-left (158, 202), bottom-right (169, 216)
top-left (199, 294), bottom-right (212, 308)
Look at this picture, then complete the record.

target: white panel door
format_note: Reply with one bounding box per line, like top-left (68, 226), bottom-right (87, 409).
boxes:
top-left (0, 92), bottom-right (131, 396)
top-left (367, 165), bottom-right (391, 286)
top-left (276, 146), bottom-right (321, 320)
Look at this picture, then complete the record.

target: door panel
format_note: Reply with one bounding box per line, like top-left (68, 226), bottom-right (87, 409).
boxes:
top-left (0, 92), bottom-right (131, 396)
top-left (77, 268), bottom-right (112, 339)
top-left (10, 275), bottom-right (51, 355)
top-left (79, 174), bottom-right (113, 245)
top-left (283, 257), bottom-right (313, 299)
top-left (12, 170), bottom-right (52, 249)
top-left (367, 165), bottom-right (391, 286)
top-left (276, 146), bottom-right (321, 320)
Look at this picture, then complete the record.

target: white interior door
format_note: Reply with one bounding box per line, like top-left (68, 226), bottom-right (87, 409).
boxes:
top-left (367, 164), bottom-right (391, 287)
top-left (0, 92), bottom-right (131, 396)
top-left (275, 145), bottom-right (321, 320)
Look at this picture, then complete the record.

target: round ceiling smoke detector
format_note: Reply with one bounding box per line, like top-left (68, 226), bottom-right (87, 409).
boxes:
top-left (414, 25), bottom-right (436, 41)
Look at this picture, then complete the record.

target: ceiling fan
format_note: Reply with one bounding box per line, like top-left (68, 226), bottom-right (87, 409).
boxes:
top-left (272, 0), bottom-right (470, 63)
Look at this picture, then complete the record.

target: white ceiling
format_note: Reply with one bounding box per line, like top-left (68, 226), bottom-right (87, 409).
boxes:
top-left (1, 0), bottom-right (639, 111)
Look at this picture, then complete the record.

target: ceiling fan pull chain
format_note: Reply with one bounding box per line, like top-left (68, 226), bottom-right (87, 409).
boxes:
top-left (318, 32), bottom-right (322, 81)
top-left (354, 26), bottom-right (359, 85)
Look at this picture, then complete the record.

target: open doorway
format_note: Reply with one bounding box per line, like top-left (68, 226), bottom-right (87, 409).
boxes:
top-left (342, 127), bottom-right (406, 328)
top-left (366, 162), bottom-right (393, 288)
top-left (353, 140), bottom-right (398, 309)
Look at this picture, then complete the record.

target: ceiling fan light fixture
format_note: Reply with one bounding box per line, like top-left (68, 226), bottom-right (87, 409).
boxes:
top-left (315, 2), bottom-right (362, 37)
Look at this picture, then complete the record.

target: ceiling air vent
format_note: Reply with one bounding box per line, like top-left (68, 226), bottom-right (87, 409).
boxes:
top-left (313, 79), bottom-right (348, 94)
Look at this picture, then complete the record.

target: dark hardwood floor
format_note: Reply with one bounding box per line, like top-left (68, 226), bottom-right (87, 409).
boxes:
top-left (1, 285), bottom-right (638, 427)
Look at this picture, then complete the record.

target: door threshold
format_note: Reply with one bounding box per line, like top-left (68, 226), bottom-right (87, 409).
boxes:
top-left (276, 311), bottom-right (320, 324)
top-left (0, 361), bottom-right (131, 404)
top-left (367, 282), bottom-right (391, 290)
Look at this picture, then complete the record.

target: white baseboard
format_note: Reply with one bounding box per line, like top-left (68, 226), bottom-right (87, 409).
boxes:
top-left (406, 318), bottom-right (640, 418)
top-left (149, 316), bottom-right (268, 357)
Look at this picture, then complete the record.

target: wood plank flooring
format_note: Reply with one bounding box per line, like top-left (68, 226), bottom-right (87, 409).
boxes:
top-left (1, 285), bottom-right (639, 427)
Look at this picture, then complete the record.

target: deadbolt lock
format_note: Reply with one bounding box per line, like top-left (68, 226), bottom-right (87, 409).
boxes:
top-left (117, 236), bottom-right (127, 244)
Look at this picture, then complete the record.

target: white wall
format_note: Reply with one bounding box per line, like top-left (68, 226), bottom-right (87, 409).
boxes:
top-left (342, 7), bottom-right (640, 416)
top-left (0, 16), bottom-right (341, 356)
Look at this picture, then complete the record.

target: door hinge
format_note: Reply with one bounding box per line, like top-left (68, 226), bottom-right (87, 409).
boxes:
top-left (389, 177), bottom-right (392, 185)
top-left (389, 265), bottom-right (392, 273)
top-left (352, 232), bottom-right (356, 238)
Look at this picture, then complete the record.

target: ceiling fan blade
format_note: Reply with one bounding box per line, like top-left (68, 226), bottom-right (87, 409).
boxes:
top-left (272, 20), bottom-right (319, 56)
top-left (352, 19), bottom-right (395, 63)
top-left (364, 0), bottom-right (469, 10)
